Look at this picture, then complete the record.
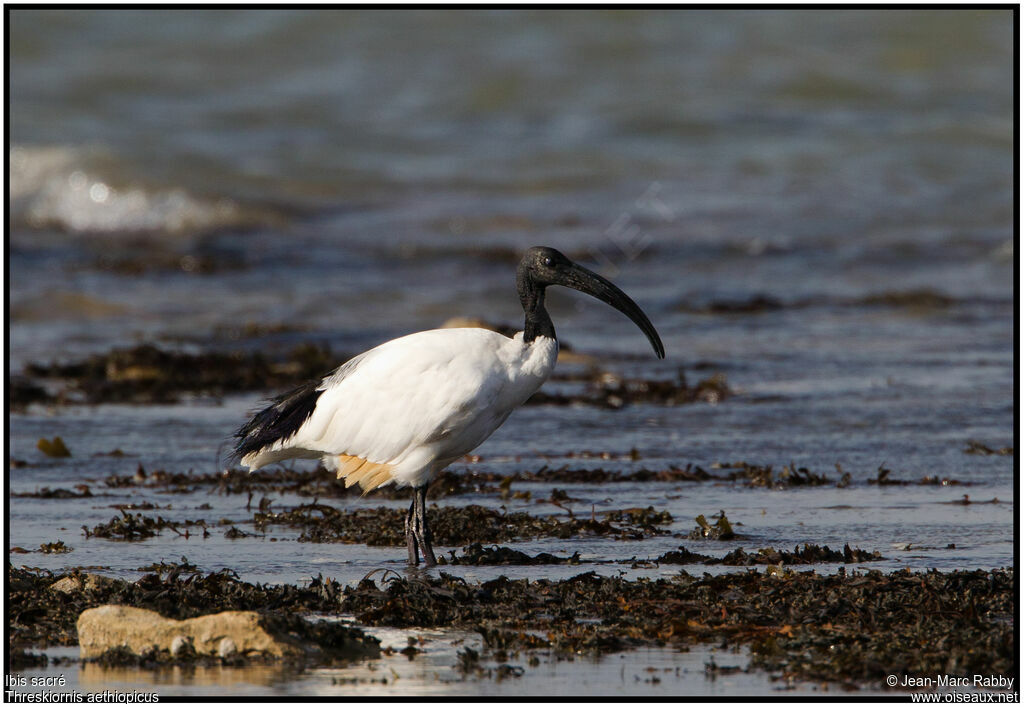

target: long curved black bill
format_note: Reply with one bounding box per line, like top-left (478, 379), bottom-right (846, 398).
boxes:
top-left (557, 263), bottom-right (666, 359)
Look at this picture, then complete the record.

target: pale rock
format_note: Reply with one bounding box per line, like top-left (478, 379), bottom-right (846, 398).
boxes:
top-left (50, 573), bottom-right (123, 594)
top-left (77, 605), bottom-right (302, 660)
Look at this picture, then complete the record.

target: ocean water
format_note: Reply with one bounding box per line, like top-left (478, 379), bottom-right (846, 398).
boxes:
top-left (7, 8), bottom-right (1015, 696)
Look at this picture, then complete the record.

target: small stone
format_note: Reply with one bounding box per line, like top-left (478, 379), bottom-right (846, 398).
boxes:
top-left (217, 637), bottom-right (237, 658)
top-left (170, 635), bottom-right (192, 657)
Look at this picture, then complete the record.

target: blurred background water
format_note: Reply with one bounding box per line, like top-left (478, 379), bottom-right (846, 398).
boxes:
top-left (7, 8), bottom-right (1016, 696)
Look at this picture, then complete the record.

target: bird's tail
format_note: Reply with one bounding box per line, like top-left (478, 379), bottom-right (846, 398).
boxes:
top-left (232, 379), bottom-right (324, 468)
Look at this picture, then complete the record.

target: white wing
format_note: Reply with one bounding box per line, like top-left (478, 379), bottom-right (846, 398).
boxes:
top-left (239, 328), bottom-right (555, 486)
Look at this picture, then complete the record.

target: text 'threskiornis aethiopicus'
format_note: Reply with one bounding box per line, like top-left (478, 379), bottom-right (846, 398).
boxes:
top-left (233, 246), bottom-right (665, 567)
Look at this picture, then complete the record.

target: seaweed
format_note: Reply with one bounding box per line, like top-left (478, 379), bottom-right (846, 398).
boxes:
top-left (136, 557), bottom-right (198, 573)
top-left (9, 648), bottom-right (49, 670)
top-left (38, 541), bottom-right (73, 554)
top-left (10, 541), bottom-right (75, 555)
top-left (36, 437), bottom-right (71, 458)
top-left (715, 461), bottom-right (833, 488)
top-left (717, 544), bottom-right (883, 566)
top-left (83, 511), bottom-right (209, 541)
top-left (441, 544), bottom-right (582, 566)
top-left (21, 343), bottom-right (344, 405)
top-left (869, 465), bottom-right (970, 487)
top-left (688, 512), bottom-right (736, 540)
top-left (12, 485), bottom-right (93, 499)
top-left (654, 546), bottom-right (717, 564)
top-left (963, 440), bottom-right (1014, 456)
top-left (9, 378), bottom-right (55, 410)
top-left (255, 502), bottom-right (671, 546)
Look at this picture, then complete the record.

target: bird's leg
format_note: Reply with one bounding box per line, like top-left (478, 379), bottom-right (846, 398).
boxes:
top-left (414, 485), bottom-right (437, 567)
top-left (405, 498), bottom-right (419, 566)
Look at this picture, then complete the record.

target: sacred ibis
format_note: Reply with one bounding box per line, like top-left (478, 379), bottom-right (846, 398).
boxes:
top-left (233, 246), bottom-right (664, 566)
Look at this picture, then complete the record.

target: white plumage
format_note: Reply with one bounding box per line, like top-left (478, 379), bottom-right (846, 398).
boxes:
top-left (233, 246), bottom-right (664, 566)
top-left (241, 328), bottom-right (558, 489)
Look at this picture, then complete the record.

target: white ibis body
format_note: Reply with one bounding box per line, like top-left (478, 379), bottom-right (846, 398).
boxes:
top-left (234, 246), bottom-right (664, 566)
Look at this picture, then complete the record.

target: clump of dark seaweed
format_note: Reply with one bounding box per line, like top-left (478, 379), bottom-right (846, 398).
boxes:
top-left (110, 501), bottom-right (164, 511)
top-left (38, 540), bottom-right (73, 554)
top-left (83, 510), bottom-right (209, 541)
top-left (869, 465), bottom-right (968, 487)
top-left (9, 378), bottom-right (55, 411)
top-left (715, 461), bottom-right (833, 488)
top-left (20, 342), bottom-right (344, 405)
top-left (12, 485), bottom-right (94, 499)
top-left (963, 440), bottom-right (1013, 456)
top-left (604, 507), bottom-right (673, 526)
top-left (456, 646), bottom-right (481, 674)
top-left (10, 541), bottom-right (75, 555)
top-left (9, 647), bottom-right (49, 670)
top-left (688, 512), bottom-right (736, 540)
top-left (442, 544), bottom-right (582, 566)
top-left (717, 544), bottom-right (882, 566)
top-left (224, 525), bottom-right (257, 539)
top-left (136, 557), bottom-right (198, 573)
top-left (655, 546), bottom-right (717, 564)
top-left (260, 612), bottom-right (382, 664)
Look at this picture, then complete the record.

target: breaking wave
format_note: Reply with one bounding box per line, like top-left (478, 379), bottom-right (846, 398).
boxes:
top-left (9, 144), bottom-right (272, 236)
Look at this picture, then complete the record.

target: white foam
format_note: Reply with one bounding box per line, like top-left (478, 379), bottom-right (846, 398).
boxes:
top-left (9, 144), bottom-right (251, 236)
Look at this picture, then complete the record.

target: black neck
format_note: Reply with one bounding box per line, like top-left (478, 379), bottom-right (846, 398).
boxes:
top-left (524, 295), bottom-right (555, 343)
top-left (517, 270), bottom-right (556, 344)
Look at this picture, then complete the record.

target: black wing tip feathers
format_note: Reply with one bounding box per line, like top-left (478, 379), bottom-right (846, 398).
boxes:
top-left (232, 379), bottom-right (323, 463)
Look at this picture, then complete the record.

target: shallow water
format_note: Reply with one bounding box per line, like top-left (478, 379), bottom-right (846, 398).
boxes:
top-left (15, 642), bottom-right (795, 698)
top-left (7, 7), bottom-right (1015, 697)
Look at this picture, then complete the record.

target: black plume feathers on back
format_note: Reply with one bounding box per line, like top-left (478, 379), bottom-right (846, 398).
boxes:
top-left (233, 379), bottom-right (323, 462)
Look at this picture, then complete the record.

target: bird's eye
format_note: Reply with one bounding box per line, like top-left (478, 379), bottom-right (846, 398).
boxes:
top-left (543, 257), bottom-right (552, 266)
